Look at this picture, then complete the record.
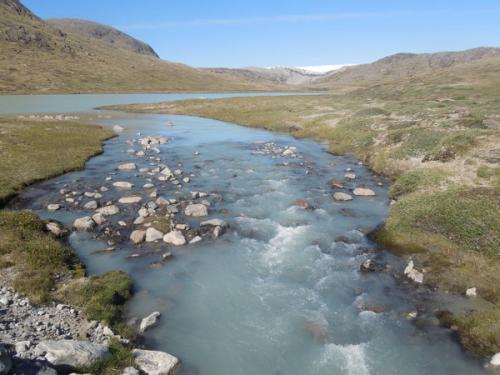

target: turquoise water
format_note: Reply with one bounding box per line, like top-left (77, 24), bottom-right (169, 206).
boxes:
top-left (1, 94), bottom-right (487, 375)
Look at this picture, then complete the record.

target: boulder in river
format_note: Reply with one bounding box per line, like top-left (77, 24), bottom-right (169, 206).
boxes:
top-left (92, 213), bottom-right (107, 225)
top-left (185, 203), bottom-right (208, 217)
top-left (130, 230), bottom-right (146, 244)
top-left (83, 200), bottom-right (98, 210)
top-left (35, 340), bottom-right (110, 368)
top-left (333, 192), bottom-right (353, 201)
top-left (119, 196), bottom-right (143, 204)
top-left (96, 205), bottom-right (120, 216)
top-left (118, 163), bottom-right (137, 171)
top-left (72, 216), bottom-right (95, 232)
top-left (132, 349), bottom-right (180, 375)
top-left (146, 228), bottom-right (164, 242)
top-left (344, 172), bottom-right (356, 180)
top-left (359, 259), bottom-right (386, 273)
top-left (292, 199), bottom-right (311, 209)
top-left (163, 231), bottom-right (186, 246)
top-left (47, 203), bottom-right (61, 211)
top-left (353, 188), bottom-right (376, 196)
top-left (113, 181), bottom-right (133, 189)
top-left (329, 179), bottom-right (344, 189)
top-left (139, 311), bottom-right (161, 333)
top-left (200, 218), bottom-right (227, 228)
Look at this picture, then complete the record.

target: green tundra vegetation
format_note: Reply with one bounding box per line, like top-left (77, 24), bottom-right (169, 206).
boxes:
top-left (109, 56), bottom-right (500, 357)
top-left (0, 118), bottom-right (133, 373)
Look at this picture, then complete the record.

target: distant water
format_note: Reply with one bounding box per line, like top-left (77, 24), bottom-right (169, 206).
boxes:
top-left (1, 94), bottom-right (487, 375)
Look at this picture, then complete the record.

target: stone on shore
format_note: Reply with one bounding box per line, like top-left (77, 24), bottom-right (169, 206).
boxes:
top-left (329, 179), bottom-right (344, 188)
top-left (83, 200), bottom-right (98, 210)
top-left (96, 205), bottom-right (120, 216)
top-left (139, 311), bottom-right (161, 333)
top-left (465, 287), bottom-right (477, 297)
top-left (403, 260), bottom-right (424, 284)
top-left (353, 188), bottom-right (376, 196)
top-left (35, 340), bottom-right (110, 368)
top-left (163, 231), bottom-right (186, 246)
top-left (46, 221), bottom-right (68, 237)
top-left (118, 163), bottom-right (137, 170)
top-left (145, 228), bottom-right (164, 242)
top-left (132, 349), bottom-right (180, 375)
top-left (113, 181), bottom-right (133, 189)
top-left (92, 213), bottom-right (107, 225)
top-left (333, 192), bottom-right (353, 201)
top-left (119, 196), bottom-right (143, 204)
top-left (72, 216), bottom-right (95, 232)
top-left (130, 230), bottom-right (146, 244)
top-left (185, 204), bottom-right (208, 217)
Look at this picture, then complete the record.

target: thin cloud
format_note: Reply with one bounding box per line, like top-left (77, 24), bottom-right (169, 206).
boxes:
top-left (118, 10), bottom-right (435, 31)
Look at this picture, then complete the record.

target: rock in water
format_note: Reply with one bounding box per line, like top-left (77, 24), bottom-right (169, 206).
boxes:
top-left (96, 205), bottom-right (120, 216)
top-left (113, 125), bottom-right (124, 133)
top-left (353, 188), bottom-right (376, 196)
top-left (333, 192), bottom-right (353, 201)
top-left (118, 163), bottom-right (137, 170)
top-left (113, 181), bottom-right (133, 189)
top-left (139, 311), bottom-right (161, 333)
top-left (119, 196), bottom-right (143, 204)
top-left (46, 221), bottom-right (68, 237)
top-left (163, 231), bottom-right (186, 246)
top-left (83, 200), bottom-right (98, 210)
top-left (47, 203), bottom-right (61, 211)
top-left (130, 230), bottom-right (146, 244)
top-left (403, 260), bottom-right (424, 284)
top-left (35, 340), bottom-right (110, 368)
top-left (184, 204), bottom-right (208, 217)
top-left (132, 349), bottom-right (180, 375)
top-left (72, 216), bottom-right (95, 231)
top-left (145, 228), bottom-right (164, 242)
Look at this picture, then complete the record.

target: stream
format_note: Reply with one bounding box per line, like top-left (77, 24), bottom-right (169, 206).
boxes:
top-left (1, 93), bottom-right (488, 375)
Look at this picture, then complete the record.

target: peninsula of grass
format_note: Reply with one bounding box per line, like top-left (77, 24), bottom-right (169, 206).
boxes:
top-left (0, 117), bottom-right (133, 373)
top-left (108, 71), bottom-right (500, 357)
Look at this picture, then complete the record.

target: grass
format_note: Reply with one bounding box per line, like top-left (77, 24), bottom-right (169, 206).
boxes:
top-left (110, 69), bottom-right (500, 357)
top-left (79, 339), bottom-right (135, 375)
top-left (0, 117), bottom-right (113, 205)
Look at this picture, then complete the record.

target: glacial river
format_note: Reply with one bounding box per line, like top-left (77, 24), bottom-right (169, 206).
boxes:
top-left (1, 93), bottom-right (487, 375)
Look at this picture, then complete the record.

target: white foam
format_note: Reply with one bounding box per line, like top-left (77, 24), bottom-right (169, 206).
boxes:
top-left (316, 343), bottom-right (370, 375)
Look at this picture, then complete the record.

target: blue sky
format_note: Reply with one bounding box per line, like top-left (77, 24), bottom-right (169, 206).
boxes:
top-left (24, 0), bottom-right (500, 68)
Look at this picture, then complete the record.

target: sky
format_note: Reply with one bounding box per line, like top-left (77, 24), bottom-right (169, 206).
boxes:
top-left (23, 0), bottom-right (500, 68)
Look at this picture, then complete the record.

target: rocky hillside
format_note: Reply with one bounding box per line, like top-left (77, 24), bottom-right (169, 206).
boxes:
top-left (47, 19), bottom-right (159, 58)
top-left (0, 0), bottom-right (275, 93)
top-left (313, 47), bottom-right (500, 88)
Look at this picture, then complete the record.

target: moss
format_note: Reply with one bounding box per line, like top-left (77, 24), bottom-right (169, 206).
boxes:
top-left (424, 132), bottom-right (479, 162)
top-left (0, 117), bottom-right (113, 205)
top-left (140, 216), bottom-right (171, 233)
top-left (450, 309), bottom-right (500, 357)
top-left (389, 168), bottom-right (448, 199)
top-left (390, 129), bottom-right (445, 159)
top-left (0, 210), bottom-right (78, 303)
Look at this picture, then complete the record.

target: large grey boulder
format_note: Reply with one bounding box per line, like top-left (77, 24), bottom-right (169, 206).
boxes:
top-left (145, 228), bottom-right (164, 242)
top-left (96, 205), bottom-right (120, 216)
top-left (163, 231), bottom-right (186, 246)
top-left (0, 344), bottom-right (12, 375)
top-left (353, 187), bottom-right (376, 196)
top-left (130, 230), bottom-right (146, 244)
top-left (132, 349), bottom-right (180, 375)
top-left (35, 340), bottom-right (109, 368)
top-left (72, 216), bottom-right (95, 231)
top-left (184, 204), bottom-right (208, 217)
top-left (139, 311), bottom-right (161, 333)
top-left (333, 192), bottom-right (353, 201)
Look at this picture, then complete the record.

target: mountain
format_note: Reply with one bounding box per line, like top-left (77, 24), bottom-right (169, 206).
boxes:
top-left (47, 19), bottom-right (159, 58)
top-left (0, 0), bottom-right (275, 93)
top-left (313, 47), bottom-right (500, 88)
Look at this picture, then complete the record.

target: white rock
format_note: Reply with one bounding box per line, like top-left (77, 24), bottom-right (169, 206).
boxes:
top-left (353, 188), bottom-right (376, 196)
top-left (491, 353), bottom-right (500, 367)
top-left (146, 228), bottom-right (164, 242)
top-left (73, 216), bottom-right (95, 231)
top-left (163, 231), bottom-right (186, 246)
top-left (200, 218), bottom-right (227, 227)
top-left (139, 311), bottom-right (161, 333)
top-left (83, 200), bottom-right (98, 210)
top-left (113, 181), bottom-right (133, 189)
top-left (130, 230), bottom-right (146, 244)
top-left (333, 192), bottom-right (353, 201)
top-left (118, 163), bottom-right (136, 170)
top-left (465, 287), bottom-right (477, 297)
top-left (118, 196), bottom-right (142, 204)
top-left (184, 204), bottom-right (208, 217)
top-left (143, 183), bottom-right (155, 189)
top-left (132, 349), bottom-right (180, 375)
top-left (96, 205), bottom-right (120, 216)
top-left (92, 213), bottom-right (107, 225)
top-left (403, 260), bottom-right (424, 284)
top-left (46, 221), bottom-right (67, 237)
top-left (344, 172), bottom-right (356, 180)
top-left (189, 236), bottom-right (202, 244)
top-left (47, 204), bottom-right (61, 211)
top-left (35, 340), bottom-right (110, 368)
top-left (160, 167), bottom-right (173, 178)
top-left (113, 125), bottom-right (125, 133)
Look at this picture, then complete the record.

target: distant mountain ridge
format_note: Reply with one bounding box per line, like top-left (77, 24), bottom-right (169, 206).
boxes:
top-left (0, 0), bottom-right (276, 93)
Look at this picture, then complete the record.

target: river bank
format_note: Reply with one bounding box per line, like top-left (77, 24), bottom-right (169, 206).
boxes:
top-left (106, 83), bottom-right (500, 361)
